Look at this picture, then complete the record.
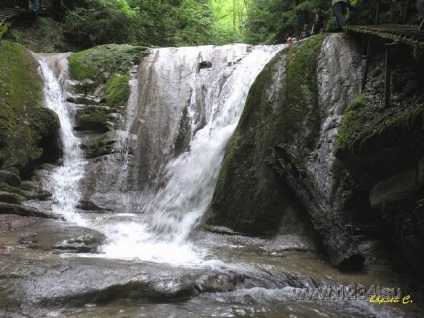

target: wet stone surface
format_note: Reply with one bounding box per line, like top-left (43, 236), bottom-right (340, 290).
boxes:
top-left (0, 220), bottom-right (422, 317)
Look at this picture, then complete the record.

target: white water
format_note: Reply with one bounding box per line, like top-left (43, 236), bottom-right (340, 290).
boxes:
top-left (36, 54), bottom-right (87, 225)
top-left (101, 44), bottom-right (284, 263)
top-left (37, 45), bottom-right (284, 264)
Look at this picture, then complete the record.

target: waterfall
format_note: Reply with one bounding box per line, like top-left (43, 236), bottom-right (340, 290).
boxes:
top-left (36, 54), bottom-right (87, 224)
top-left (101, 44), bottom-right (284, 262)
top-left (35, 45), bottom-right (284, 264)
top-left (143, 45), bottom-right (283, 243)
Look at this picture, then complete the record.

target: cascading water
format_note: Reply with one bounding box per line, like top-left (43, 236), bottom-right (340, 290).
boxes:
top-left (101, 44), bottom-right (284, 263)
top-left (36, 54), bottom-right (87, 225)
top-left (9, 41), bottom-right (414, 318)
top-left (36, 45), bottom-right (284, 264)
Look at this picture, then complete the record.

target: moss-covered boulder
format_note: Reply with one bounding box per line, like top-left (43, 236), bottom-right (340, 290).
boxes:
top-left (206, 36), bottom-right (326, 236)
top-left (335, 96), bottom-right (424, 187)
top-left (0, 40), bottom-right (60, 179)
top-left (68, 44), bottom-right (147, 87)
top-left (74, 106), bottom-right (113, 132)
top-left (207, 34), bottom-right (365, 270)
top-left (67, 44), bottom-right (147, 136)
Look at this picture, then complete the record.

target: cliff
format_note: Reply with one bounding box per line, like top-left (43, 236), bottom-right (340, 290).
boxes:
top-left (207, 33), bottom-right (424, 274)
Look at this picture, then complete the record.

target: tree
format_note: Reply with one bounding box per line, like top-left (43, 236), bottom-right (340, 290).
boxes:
top-left (243, 0), bottom-right (328, 44)
top-left (208, 0), bottom-right (251, 43)
top-left (63, 0), bottom-right (214, 48)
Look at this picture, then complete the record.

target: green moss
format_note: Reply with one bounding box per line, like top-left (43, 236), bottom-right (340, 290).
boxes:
top-left (0, 23), bottom-right (10, 40)
top-left (207, 35), bottom-right (326, 235)
top-left (106, 74), bottom-right (130, 105)
top-left (5, 17), bottom-right (69, 53)
top-left (75, 107), bottom-right (110, 132)
top-left (335, 97), bottom-right (424, 153)
top-left (68, 44), bottom-right (147, 83)
top-left (0, 40), bottom-right (59, 174)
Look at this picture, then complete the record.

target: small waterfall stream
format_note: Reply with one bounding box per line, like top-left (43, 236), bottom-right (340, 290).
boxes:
top-left (36, 54), bottom-right (87, 225)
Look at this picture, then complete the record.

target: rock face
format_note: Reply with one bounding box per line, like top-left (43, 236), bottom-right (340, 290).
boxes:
top-left (418, 0), bottom-right (424, 18)
top-left (335, 42), bottom-right (424, 275)
top-left (50, 45), bottom-right (148, 213)
top-left (0, 41), bottom-right (60, 218)
top-left (207, 34), bottom-right (365, 269)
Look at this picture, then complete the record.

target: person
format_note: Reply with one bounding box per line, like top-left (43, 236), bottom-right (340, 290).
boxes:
top-left (300, 24), bottom-right (311, 39)
top-left (312, 9), bottom-right (324, 35)
top-left (286, 37), bottom-right (293, 45)
top-left (332, 0), bottom-right (352, 29)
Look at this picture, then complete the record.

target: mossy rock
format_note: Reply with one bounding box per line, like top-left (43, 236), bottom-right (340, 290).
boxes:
top-left (206, 35), bottom-right (326, 235)
top-left (0, 191), bottom-right (24, 204)
top-left (74, 106), bottom-right (112, 132)
top-left (106, 74), bottom-right (130, 106)
top-left (68, 44), bottom-right (147, 85)
top-left (85, 135), bottom-right (114, 158)
top-left (0, 23), bottom-right (11, 40)
top-left (335, 95), bottom-right (424, 183)
top-left (0, 202), bottom-right (53, 218)
top-left (0, 40), bottom-right (60, 175)
top-left (0, 170), bottom-right (21, 187)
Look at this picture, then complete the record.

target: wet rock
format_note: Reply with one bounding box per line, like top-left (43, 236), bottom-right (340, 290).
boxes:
top-left (206, 34), bottom-right (364, 269)
top-left (52, 234), bottom-right (103, 253)
top-left (18, 220), bottom-right (105, 253)
top-left (0, 202), bottom-right (57, 219)
top-left (66, 95), bottom-right (101, 105)
top-left (77, 200), bottom-right (110, 213)
top-left (13, 256), bottom-right (315, 309)
top-left (0, 214), bottom-right (39, 233)
top-left (204, 225), bottom-right (242, 235)
top-left (0, 170), bottom-right (21, 187)
top-left (67, 79), bottom-right (98, 95)
top-left (369, 162), bottom-right (423, 212)
top-left (74, 106), bottom-right (114, 132)
top-left (0, 191), bottom-right (24, 204)
top-left (398, 200), bottom-right (424, 275)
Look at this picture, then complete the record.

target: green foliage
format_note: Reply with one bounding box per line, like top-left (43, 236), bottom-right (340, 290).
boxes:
top-left (64, 2), bottom-right (138, 47)
top-left (349, 94), bottom-right (365, 110)
top-left (171, 0), bottom-right (215, 46)
top-left (63, 0), bottom-right (214, 48)
top-left (106, 74), bottom-right (130, 105)
top-left (0, 41), bottom-right (59, 173)
top-left (5, 17), bottom-right (68, 53)
top-left (68, 44), bottom-right (146, 82)
top-left (208, 0), bottom-right (251, 44)
top-left (243, 0), bottom-right (330, 44)
top-left (0, 23), bottom-right (11, 40)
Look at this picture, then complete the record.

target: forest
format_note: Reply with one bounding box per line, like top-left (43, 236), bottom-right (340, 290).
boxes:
top-left (4, 0), bottom-right (421, 51)
top-left (58, 0), bottom-right (353, 47)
